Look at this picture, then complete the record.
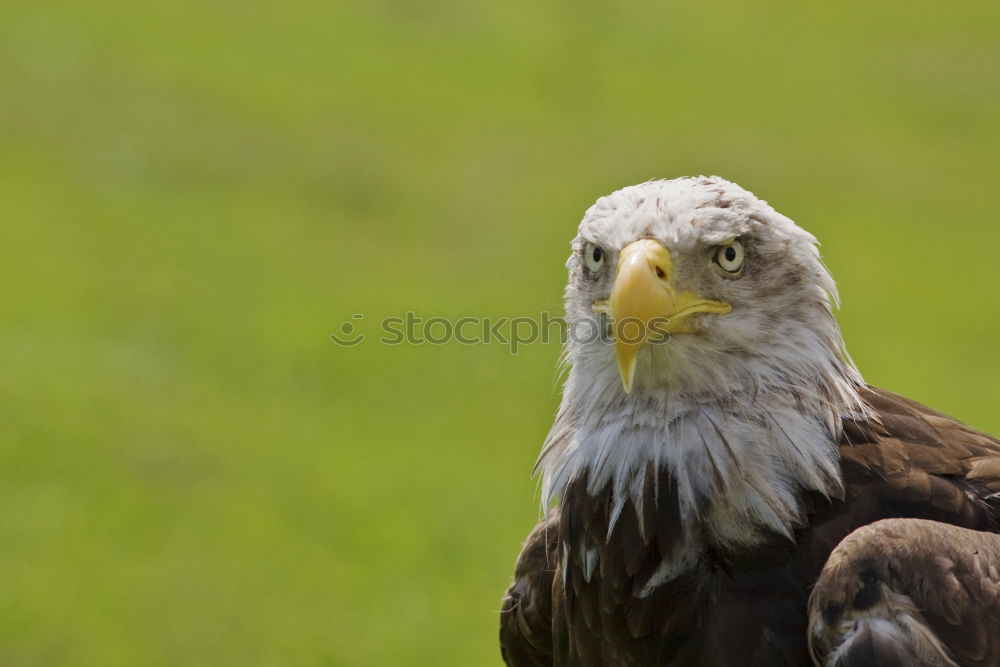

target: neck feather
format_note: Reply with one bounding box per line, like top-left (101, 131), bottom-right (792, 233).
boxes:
top-left (537, 343), bottom-right (871, 549)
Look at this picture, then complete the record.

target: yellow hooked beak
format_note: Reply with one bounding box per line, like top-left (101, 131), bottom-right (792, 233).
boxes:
top-left (593, 239), bottom-right (731, 393)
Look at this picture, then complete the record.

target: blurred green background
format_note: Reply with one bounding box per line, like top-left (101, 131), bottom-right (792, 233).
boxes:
top-left (1, 0), bottom-right (998, 664)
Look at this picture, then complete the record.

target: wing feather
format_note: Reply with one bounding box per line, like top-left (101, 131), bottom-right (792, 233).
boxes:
top-left (811, 387), bottom-right (1000, 665)
top-left (809, 518), bottom-right (1000, 666)
top-left (500, 514), bottom-right (559, 667)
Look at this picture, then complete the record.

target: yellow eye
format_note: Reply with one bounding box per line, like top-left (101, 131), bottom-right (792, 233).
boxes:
top-left (715, 240), bottom-right (744, 273)
top-left (584, 242), bottom-right (606, 274)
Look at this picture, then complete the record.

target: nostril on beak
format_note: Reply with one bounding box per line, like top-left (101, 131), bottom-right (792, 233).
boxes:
top-left (654, 265), bottom-right (666, 279)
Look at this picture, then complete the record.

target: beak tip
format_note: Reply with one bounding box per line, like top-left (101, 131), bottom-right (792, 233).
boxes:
top-left (618, 357), bottom-right (637, 395)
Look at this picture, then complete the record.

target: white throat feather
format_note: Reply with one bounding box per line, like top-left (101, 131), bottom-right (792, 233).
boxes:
top-left (538, 352), bottom-right (871, 550)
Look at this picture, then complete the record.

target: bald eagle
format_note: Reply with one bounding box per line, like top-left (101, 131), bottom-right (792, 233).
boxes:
top-left (499, 177), bottom-right (1000, 666)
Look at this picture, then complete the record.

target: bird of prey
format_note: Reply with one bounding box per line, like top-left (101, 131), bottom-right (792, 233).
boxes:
top-left (499, 177), bottom-right (1000, 666)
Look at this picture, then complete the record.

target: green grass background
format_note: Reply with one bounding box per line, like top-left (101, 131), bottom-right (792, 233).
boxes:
top-left (1, 0), bottom-right (998, 664)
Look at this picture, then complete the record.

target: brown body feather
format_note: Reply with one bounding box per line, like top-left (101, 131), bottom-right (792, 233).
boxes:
top-left (808, 518), bottom-right (1000, 666)
top-left (500, 387), bottom-right (1000, 666)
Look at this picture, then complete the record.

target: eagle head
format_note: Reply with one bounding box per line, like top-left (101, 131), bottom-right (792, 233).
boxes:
top-left (540, 176), bottom-right (870, 546)
top-left (565, 176), bottom-right (845, 396)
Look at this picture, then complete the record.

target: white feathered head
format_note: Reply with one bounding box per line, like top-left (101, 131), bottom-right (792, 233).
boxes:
top-left (563, 176), bottom-right (858, 400)
top-left (539, 177), bottom-right (871, 545)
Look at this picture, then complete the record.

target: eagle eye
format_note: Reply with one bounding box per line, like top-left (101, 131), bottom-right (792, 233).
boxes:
top-left (583, 242), bottom-right (606, 274)
top-left (714, 240), bottom-right (745, 273)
